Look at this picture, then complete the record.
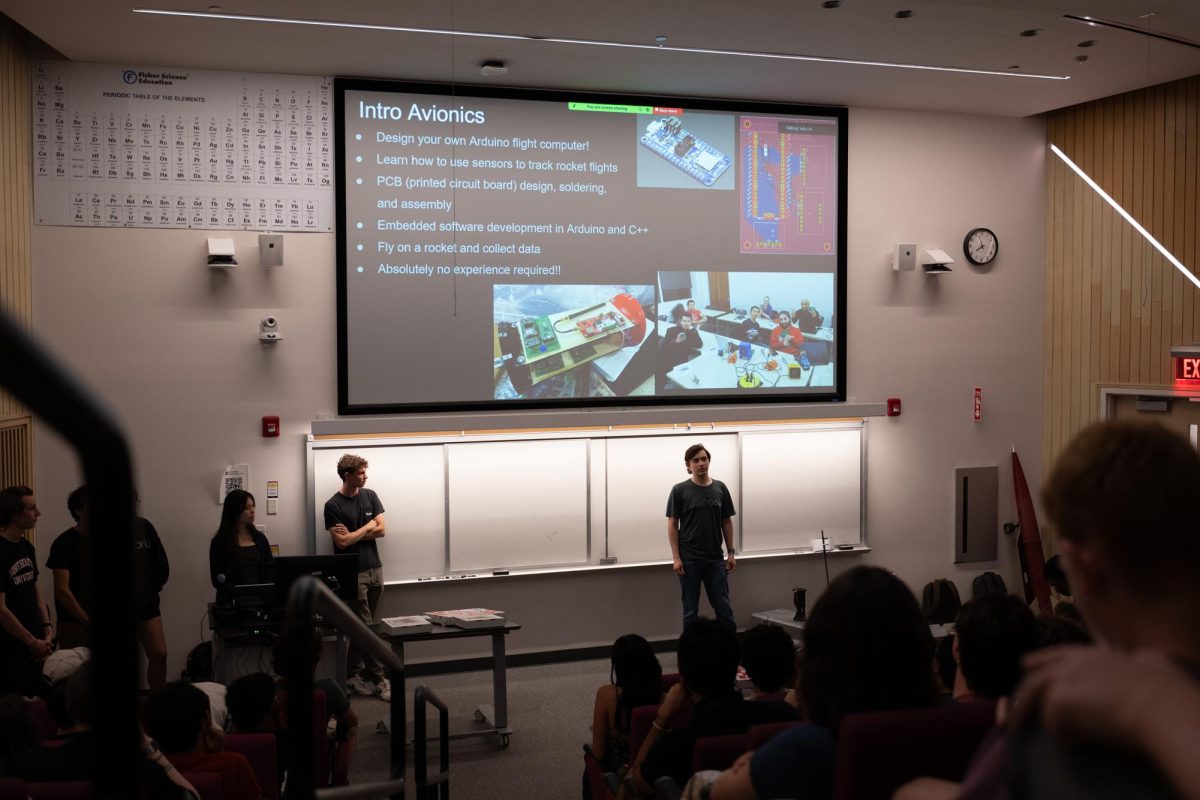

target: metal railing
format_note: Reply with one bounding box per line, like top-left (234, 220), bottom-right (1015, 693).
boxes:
top-left (283, 575), bottom-right (407, 800)
top-left (0, 309), bottom-right (140, 798)
top-left (413, 685), bottom-right (450, 800)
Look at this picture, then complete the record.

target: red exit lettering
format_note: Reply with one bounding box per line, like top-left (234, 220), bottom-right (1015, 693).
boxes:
top-left (1175, 357), bottom-right (1200, 381)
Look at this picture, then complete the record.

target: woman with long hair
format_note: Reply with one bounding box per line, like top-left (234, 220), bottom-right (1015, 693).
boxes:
top-left (208, 490), bottom-right (274, 596)
top-left (707, 566), bottom-right (939, 800)
top-left (591, 633), bottom-right (665, 774)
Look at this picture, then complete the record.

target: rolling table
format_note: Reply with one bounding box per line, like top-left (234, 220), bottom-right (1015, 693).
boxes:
top-left (376, 619), bottom-right (522, 748)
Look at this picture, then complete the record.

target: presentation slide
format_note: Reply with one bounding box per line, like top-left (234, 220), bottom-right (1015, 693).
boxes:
top-left (336, 80), bottom-right (846, 413)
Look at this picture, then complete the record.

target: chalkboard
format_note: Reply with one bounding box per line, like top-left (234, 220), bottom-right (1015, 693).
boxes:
top-left (307, 421), bottom-right (864, 581)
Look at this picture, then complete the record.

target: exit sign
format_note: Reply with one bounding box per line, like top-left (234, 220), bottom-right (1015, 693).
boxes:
top-left (1172, 346), bottom-right (1200, 383)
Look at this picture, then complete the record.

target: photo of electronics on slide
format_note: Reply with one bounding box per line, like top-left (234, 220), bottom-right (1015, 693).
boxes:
top-left (493, 284), bottom-right (655, 400)
top-left (335, 77), bottom-right (846, 413)
top-left (656, 271), bottom-right (836, 394)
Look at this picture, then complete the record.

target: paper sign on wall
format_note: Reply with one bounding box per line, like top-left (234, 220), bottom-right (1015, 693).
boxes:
top-left (220, 464), bottom-right (249, 503)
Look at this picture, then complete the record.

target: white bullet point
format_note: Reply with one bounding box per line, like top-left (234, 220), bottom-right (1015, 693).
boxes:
top-left (356, 156), bottom-right (363, 163)
top-left (355, 178), bottom-right (363, 185)
top-left (357, 266), bottom-right (364, 273)
top-left (356, 244), bottom-right (364, 251)
top-left (356, 222), bottom-right (363, 229)
top-left (355, 134), bottom-right (362, 141)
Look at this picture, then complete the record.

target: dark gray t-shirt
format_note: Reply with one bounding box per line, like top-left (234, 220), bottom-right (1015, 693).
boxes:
top-left (324, 488), bottom-right (385, 571)
top-left (666, 479), bottom-right (735, 561)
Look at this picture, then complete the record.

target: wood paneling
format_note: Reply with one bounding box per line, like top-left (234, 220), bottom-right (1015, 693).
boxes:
top-left (0, 15), bottom-right (32, 421)
top-left (1045, 76), bottom-right (1200, 468)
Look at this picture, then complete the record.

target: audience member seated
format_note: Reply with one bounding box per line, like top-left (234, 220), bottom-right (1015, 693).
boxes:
top-left (793, 299), bottom-right (824, 334)
top-left (898, 421), bottom-right (1200, 800)
top-left (0, 694), bottom-right (38, 776)
top-left (145, 680), bottom-right (262, 800)
top-left (1035, 613), bottom-right (1091, 648)
top-left (209, 490), bottom-right (275, 600)
top-left (768, 312), bottom-right (803, 356)
top-left (934, 635), bottom-right (956, 697)
top-left (737, 307), bottom-right (768, 346)
top-left (227, 673), bottom-right (277, 735)
top-left (660, 315), bottom-right (703, 371)
top-left (701, 566), bottom-right (939, 800)
top-left (590, 633), bottom-right (664, 775)
top-left (271, 628), bottom-right (357, 784)
top-left (760, 296), bottom-right (778, 321)
top-left (739, 624), bottom-right (795, 700)
top-left (685, 300), bottom-right (703, 323)
top-left (952, 593), bottom-right (1038, 702)
top-left (1041, 554), bottom-right (1073, 610)
top-left (626, 618), bottom-right (799, 796)
top-left (17, 664), bottom-right (194, 797)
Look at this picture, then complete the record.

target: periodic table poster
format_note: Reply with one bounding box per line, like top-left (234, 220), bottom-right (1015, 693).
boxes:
top-left (32, 61), bottom-right (334, 231)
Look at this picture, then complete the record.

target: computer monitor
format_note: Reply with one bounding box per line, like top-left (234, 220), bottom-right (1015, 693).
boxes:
top-left (273, 554), bottom-right (359, 605)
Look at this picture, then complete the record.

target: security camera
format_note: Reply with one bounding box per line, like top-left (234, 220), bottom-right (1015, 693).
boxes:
top-left (259, 316), bottom-right (283, 343)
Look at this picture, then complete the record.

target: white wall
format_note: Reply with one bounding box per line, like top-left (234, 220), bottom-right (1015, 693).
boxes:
top-left (31, 106), bottom-right (1044, 677)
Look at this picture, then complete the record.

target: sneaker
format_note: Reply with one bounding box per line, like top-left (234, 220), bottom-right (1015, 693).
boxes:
top-left (375, 678), bottom-right (391, 702)
top-left (347, 676), bottom-right (376, 697)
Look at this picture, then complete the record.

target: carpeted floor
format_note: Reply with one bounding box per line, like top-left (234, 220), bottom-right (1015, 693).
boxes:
top-left (344, 654), bottom-right (677, 799)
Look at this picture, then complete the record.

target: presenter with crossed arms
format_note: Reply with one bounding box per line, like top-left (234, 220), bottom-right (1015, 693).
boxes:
top-left (666, 444), bottom-right (736, 630)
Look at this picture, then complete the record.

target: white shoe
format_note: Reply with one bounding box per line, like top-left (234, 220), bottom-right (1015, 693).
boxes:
top-left (347, 676), bottom-right (376, 697)
top-left (376, 678), bottom-right (391, 702)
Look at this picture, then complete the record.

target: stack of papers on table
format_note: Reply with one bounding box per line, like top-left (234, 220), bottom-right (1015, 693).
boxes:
top-left (381, 615), bottom-right (433, 634)
top-left (425, 608), bottom-right (506, 629)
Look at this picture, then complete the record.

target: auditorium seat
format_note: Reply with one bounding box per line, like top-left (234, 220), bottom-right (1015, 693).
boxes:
top-left (746, 720), bottom-right (806, 750)
top-left (181, 771), bottom-right (224, 800)
top-left (832, 701), bottom-right (997, 800)
top-left (0, 779), bottom-right (24, 800)
top-left (582, 743), bottom-right (619, 800)
top-left (26, 698), bottom-right (58, 741)
top-left (628, 703), bottom-right (693, 769)
top-left (691, 732), bottom-right (747, 772)
top-left (23, 782), bottom-right (90, 800)
top-left (224, 732), bottom-right (279, 800)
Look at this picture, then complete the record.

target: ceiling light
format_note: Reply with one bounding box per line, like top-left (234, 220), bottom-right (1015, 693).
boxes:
top-left (1077, 40), bottom-right (1097, 47)
top-left (1074, 55), bottom-right (1088, 63)
top-left (655, 35), bottom-right (668, 44)
top-left (480, 60), bottom-right (507, 77)
top-left (132, 8), bottom-right (1072, 81)
top-left (1019, 28), bottom-right (1041, 37)
top-left (1050, 144), bottom-right (1200, 291)
top-left (822, 1), bottom-right (841, 8)
top-left (895, 10), bottom-right (913, 19)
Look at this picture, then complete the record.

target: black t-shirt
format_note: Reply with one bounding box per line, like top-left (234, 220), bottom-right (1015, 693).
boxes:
top-left (661, 325), bottom-right (703, 370)
top-left (0, 536), bottom-right (42, 650)
top-left (739, 318), bottom-right (767, 344)
top-left (666, 479), bottom-right (736, 560)
top-left (46, 527), bottom-right (92, 624)
top-left (324, 488), bottom-right (385, 571)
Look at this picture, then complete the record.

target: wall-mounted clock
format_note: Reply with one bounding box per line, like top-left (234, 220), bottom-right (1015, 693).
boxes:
top-left (964, 227), bottom-right (998, 266)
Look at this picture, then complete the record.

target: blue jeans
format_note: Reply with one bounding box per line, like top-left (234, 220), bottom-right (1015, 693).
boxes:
top-left (679, 559), bottom-right (735, 630)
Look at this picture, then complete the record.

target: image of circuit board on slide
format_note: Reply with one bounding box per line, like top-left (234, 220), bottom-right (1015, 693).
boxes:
top-left (639, 117), bottom-right (732, 186)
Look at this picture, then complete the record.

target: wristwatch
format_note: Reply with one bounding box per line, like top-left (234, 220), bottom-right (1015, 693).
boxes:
top-left (727, 548), bottom-right (736, 556)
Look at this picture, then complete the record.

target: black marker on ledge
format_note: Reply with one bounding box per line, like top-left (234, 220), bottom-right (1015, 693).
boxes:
top-left (492, 569), bottom-right (509, 576)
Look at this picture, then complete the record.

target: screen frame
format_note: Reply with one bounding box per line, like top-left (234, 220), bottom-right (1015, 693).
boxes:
top-left (335, 77), bottom-right (848, 415)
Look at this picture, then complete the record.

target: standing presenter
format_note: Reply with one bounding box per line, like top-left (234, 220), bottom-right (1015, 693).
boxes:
top-left (325, 454), bottom-right (390, 701)
top-left (666, 444), bottom-right (736, 630)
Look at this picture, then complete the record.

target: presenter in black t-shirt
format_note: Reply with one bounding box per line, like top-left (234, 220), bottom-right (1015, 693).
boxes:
top-left (208, 489), bottom-right (274, 599)
top-left (0, 486), bottom-right (53, 697)
top-left (46, 485), bottom-right (95, 648)
top-left (324, 454), bottom-right (389, 701)
top-left (665, 445), bottom-right (736, 630)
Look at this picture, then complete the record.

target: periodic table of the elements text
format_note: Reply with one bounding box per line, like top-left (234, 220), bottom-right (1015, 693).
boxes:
top-left (33, 61), bottom-right (334, 231)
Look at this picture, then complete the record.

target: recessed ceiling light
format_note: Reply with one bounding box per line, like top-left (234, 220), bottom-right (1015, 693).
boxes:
top-left (207, 4), bottom-right (221, 10)
top-left (1008, 65), bottom-right (1020, 70)
top-left (1020, 28), bottom-right (1041, 37)
top-left (655, 35), bottom-right (667, 44)
top-left (480, 60), bottom-right (507, 76)
top-left (1077, 39), bottom-right (1097, 47)
top-left (130, 8), bottom-right (1072, 80)
top-left (822, 1), bottom-right (841, 8)
top-left (895, 10), bottom-right (913, 19)
top-left (1074, 54), bottom-right (1089, 62)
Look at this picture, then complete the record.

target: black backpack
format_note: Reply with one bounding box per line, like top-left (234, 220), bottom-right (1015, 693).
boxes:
top-left (921, 579), bottom-right (962, 624)
top-left (972, 571), bottom-right (1007, 598)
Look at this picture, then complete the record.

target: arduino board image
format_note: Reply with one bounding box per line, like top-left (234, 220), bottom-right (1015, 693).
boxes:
top-left (640, 117), bottom-right (732, 186)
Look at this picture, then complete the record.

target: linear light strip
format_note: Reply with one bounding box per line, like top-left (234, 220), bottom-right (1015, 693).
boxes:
top-left (132, 8), bottom-right (1071, 81)
top-left (1050, 143), bottom-right (1200, 290)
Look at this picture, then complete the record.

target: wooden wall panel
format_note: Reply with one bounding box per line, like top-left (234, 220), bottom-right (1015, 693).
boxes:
top-left (1045, 75), bottom-right (1200, 468)
top-left (0, 15), bottom-right (32, 421)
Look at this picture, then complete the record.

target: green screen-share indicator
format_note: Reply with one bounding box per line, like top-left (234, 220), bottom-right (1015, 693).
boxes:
top-left (568, 102), bottom-right (682, 115)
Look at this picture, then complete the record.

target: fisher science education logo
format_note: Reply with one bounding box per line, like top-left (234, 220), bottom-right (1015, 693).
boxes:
top-left (122, 70), bottom-right (137, 85)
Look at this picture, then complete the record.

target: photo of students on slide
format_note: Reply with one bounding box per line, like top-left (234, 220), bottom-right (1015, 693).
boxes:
top-left (655, 270), bottom-right (836, 393)
top-left (493, 284), bottom-right (655, 400)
